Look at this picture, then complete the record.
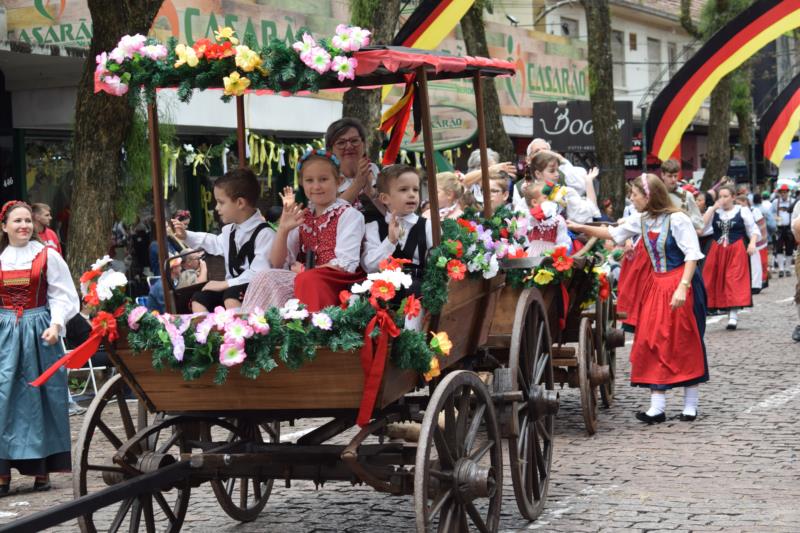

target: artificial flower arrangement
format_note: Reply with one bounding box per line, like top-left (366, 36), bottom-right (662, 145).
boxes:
top-left (79, 255), bottom-right (130, 338)
top-left (95, 24), bottom-right (371, 101)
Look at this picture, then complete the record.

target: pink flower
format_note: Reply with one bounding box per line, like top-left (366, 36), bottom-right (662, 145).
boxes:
top-left (102, 75), bottom-right (129, 96)
top-left (331, 56), bottom-right (357, 81)
top-left (305, 47), bottom-right (331, 74)
top-left (156, 314), bottom-right (185, 362)
top-left (292, 33), bottom-right (317, 61)
top-left (127, 306), bottom-right (148, 331)
top-left (141, 44), bottom-right (167, 61)
top-left (224, 318), bottom-right (254, 345)
top-left (219, 342), bottom-right (247, 367)
top-left (332, 24), bottom-right (354, 52)
top-left (348, 26), bottom-right (371, 51)
top-left (117, 34), bottom-right (147, 57)
top-left (195, 317), bottom-right (214, 344)
top-left (95, 52), bottom-right (108, 74)
top-left (108, 47), bottom-right (127, 64)
top-left (248, 307), bottom-right (270, 335)
top-left (311, 312), bottom-right (333, 331)
top-left (212, 306), bottom-right (235, 329)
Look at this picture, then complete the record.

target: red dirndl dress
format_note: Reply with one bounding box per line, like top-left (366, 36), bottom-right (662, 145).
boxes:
top-left (616, 238), bottom-right (651, 331)
top-left (703, 208), bottom-right (752, 311)
top-left (629, 217), bottom-right (708, 389)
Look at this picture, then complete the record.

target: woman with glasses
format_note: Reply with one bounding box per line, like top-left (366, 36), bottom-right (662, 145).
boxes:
top-left (324, 118), bottom-right (381, 212)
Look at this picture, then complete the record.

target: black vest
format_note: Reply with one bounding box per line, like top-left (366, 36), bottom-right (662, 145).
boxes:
top-left (371, 215), bottom-right (429, 273)
top-left (227, 222), bottom-right (270, 278)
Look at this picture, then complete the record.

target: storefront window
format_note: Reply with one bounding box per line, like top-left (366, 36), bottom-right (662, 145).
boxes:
top-left (24, 134), bottom-right (73, 220)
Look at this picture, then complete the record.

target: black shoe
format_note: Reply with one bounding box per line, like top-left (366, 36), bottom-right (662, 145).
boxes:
top-left (779, 271), bottom-right (785, 278)
top-left (635, 411), bottom-right (666, 424)
top-left (679, 413), bottom-right (697, 422)
top-left (33, 478), bottom-right (50, 492)
top-left (726, 320), bottom-right (737, 330)
top-left (0, 484), bottom-right (9, 496)
top-left (793, 325), bottom-right (800, 342)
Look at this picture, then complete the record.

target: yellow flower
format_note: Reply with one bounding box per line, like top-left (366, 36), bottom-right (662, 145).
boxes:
top-left (533, 269), bottom-right (554, 285)
top-left (174, 44), bottom-right (199, 68)
top-left (430, 331), bottom-right (453, 356)
top-left (423, 356), bottom-right (441, 382)
top-left (223, 71), bottom-right (250, 96)
top-left (215, 26), bottom-right (240, 45)
top-left (234, 45), bottom-right (262, 73)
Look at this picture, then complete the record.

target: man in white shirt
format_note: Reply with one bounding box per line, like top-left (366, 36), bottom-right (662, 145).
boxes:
top-left (660, 159), bottom-right (704, 231)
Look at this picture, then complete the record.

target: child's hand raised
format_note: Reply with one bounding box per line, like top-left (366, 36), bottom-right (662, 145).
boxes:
top-left (587, 167), bottom-right (600, 180)
top-left (279, 186), bottom-right (296, 209)
top-left (387, 213), bottom-right (402, 244)
top-left (171, 218), bottom-right (188, 240)
top-left (279, 202), bottom-right (305, 232)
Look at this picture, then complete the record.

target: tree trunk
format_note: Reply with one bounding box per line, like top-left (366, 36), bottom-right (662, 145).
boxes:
top-left (461, 4), bottom-right (516, 162)
top-left (342, 0), bottom-right (401, 160)
top-left (581, 0), bottom-right (625, 217)
top-left (69, 0), bottom-right (163, 282)
top-left (702, 74), bottom-right (732, 190)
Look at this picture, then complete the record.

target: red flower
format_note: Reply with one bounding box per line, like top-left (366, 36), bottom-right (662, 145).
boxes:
top-left (339, 290), bottom-right (352, 309)
top-left (91, 311), bottom-right (119, 342)
top-left (205, 41), bottom-right (234, 59)
top-left (508, 247), bottom-right (527, 259)
top-left (446, 259), bottom-right (466, 281)
top-left (192, 38), bottom-right (213, 58)
top-left (499, 228), bottom-right (509, 238)
top-left (370, 279), bottom-right (396, 301)
top-left (403, 294), bottom-right (422, 318)
top-left (598, 274), bottom-right (610, 301)
top-left (83, 283), bottom-right (100, 306)
top-left (379, 256), bottom-right (412, 271)
top-left (530, 205), bottom-right (545, 221)
top-left (457, 218), bottom-right (477, 232)
top-left (551, 246), bottom-right (574, 272)
top-left (446, 240), bottom-right (463, 258)
top-left (80, 269), bottom-right (102, 284)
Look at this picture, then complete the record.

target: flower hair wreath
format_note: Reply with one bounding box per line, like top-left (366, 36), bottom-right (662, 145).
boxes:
top-left (296, 149), bottom-right (341, 174)
top-left (639, 173), bottom-right (650, 198)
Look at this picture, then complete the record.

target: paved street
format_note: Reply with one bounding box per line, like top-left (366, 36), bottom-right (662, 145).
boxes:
top-left (1, 275), bottom-right (798, 532)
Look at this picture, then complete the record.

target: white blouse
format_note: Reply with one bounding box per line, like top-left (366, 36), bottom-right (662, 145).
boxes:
top-left (609, 211), bottom-right (704, 262)
top-left (562, 185), bottom-right (600, 223)
top-left (284, 199), bottom-right (365, 272)
top-left (702, 205), bottom-right (760, 240)
top-left (0, 241), bottom-right (79, 333)
top-left (362, 213), bottom-right (433, 273)
top-left (185, 210), bottom-right (275, 287)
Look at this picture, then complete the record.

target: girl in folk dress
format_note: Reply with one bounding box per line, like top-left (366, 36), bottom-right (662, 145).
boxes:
top-left (568, 175), bottom-right (708, 424)
top-left (0, 201), bottom-right (79, 494)
top-left (242, 150), bottom-right (365, 313)
top-left (422, 172), bottom-right (465, 222)
top-left (523, 181), bottom-right (572, 257)
top-left (702, 185), bottom-right (760, 330)
top-left (736, 195), bottom-right (767, 294)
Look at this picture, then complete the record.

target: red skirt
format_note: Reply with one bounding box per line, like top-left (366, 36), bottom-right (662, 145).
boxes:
top-left (703, 239), bottom-right (752, 310)
top-left (630, 267), bottom-right (705, 386)
top-left (759, 248), bottom-right (769, 283)
top-left (616, 240), bottom-right (651, 330)
top-left (294, 267), bottom-right (366, 312)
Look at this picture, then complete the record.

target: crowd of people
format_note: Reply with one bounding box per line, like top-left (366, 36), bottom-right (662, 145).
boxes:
top-left (2, 114), bottom-right (799, 495)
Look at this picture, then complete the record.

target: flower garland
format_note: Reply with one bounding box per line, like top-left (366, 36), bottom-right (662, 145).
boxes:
top-left (95, 25), bottom-right (370, 102)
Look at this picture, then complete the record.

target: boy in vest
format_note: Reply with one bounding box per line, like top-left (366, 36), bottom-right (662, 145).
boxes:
top-left (362, 164), bottom-right (432, 297)
top-left (172, 168), bottom-right (274, 312)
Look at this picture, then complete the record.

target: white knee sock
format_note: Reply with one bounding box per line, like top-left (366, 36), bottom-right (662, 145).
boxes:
top-left (646, 392), bottom-right (666, 416)
top-left (777, 254), bottom-right (785, 271)
top-left (683, 386), bottom-right (699, 416)
top-left (728, 309), bottom-right (738, 322)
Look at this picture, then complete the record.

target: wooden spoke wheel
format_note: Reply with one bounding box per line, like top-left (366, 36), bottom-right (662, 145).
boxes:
top-left (595, 297), bottom-right (618, 408)
top-left (414, 370), bottom-right (503, 533)
top-left (507, 289), bottom-right (557, 521)
top-left (73, 374), bottom-right (190, 533)
top-left (577, 317), bottom-right (599, 435)
top-left (210, 418), bottom-right (280, 522)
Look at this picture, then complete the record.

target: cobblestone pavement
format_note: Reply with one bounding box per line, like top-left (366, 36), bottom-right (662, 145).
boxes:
top-left (0, 276), bottom-right (798, 532)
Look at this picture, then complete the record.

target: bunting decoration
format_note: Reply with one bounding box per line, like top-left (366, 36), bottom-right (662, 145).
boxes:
top-left (646, 0), bottom-right (800, 161)
top-left (761, 72), bottom-right (800, 166)
top-left (379, 74), bottom-right (418, 165)
top-left (392, 0), bottom-right (475, 48)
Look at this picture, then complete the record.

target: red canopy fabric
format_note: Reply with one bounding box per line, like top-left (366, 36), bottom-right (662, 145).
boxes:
top-left (354, 48), bottom-right (515, 77)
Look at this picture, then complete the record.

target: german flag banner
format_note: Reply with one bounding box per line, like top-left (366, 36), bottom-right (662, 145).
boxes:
top-left (392, 0), bottom-right (475, 48)
top-left (646, 0), bottom-right (800, 162)
top-left (761, 73), bottom-right (800, 166)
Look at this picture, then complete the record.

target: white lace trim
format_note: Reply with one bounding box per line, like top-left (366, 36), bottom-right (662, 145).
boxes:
top-left (301, 204), bottom-right (349, 234)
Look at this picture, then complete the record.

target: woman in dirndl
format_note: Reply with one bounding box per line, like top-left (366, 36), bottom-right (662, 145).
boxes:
top-left (568, 174), bottom-right (708, 424)
top-left (0, 201), bottom-right (79, 495)
top-left (701, 184), bottom-right (760, 330)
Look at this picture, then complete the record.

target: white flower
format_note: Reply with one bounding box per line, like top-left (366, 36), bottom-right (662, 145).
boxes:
top-left (96, 269), bottom-right (127, 301)
top-left (482, 254), bottom-right (500, 279)
top-left (280, 299), bottom-right (309, 320)
top-left (311, 312), bottom-right (333, 331)
top-left (183, 144), bottom-right (195, 152)
top-left (367, 270), bottom-right (412, 289)
top-left (350, 280), bottom-right (373, 294)
top-left (91, 255), bottom-right (113, 270)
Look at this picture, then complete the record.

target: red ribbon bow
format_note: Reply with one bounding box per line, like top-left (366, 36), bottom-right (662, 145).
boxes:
top-left (356, 303), bottom-right (401, 427)
top-left (31, 306), bottom-right (124, 387)
top-left (530, 205), bottom-right (546, 221)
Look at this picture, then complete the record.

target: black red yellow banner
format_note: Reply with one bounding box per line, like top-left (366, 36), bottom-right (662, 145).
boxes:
top-left (646, 0), bottom-right (800, 161)
top-left (761, 73), bottom-right (800, 166)
top-left (392, 0), bottom-right (474, 47)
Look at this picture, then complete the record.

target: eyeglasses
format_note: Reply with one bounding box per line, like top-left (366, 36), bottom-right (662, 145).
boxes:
top-left (333, 137), bottom-right (363, 149)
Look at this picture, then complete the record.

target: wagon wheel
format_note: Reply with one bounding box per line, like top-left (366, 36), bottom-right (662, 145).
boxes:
top-left (210, 418), bottom-right (280, 522)
top-left (73, 374), bottom-right (190, 533)
top-left (414, 370), bottom-right (503, 533)
top-left (577, 317), bottom-right (599, 435)
top-left (507, 288), bottom-right (557, 521)
top-left (596, 297), bottom-right (618, 408)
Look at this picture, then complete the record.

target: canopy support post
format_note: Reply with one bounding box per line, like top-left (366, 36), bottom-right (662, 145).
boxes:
top-left (472, 72), bottom-right (492, 219)
top-left (147, 100), bottom-right (175, 314)
top-left (416, 66), bottom-right (441, 247)
top-left (236, 95), bottom-right (247, 167)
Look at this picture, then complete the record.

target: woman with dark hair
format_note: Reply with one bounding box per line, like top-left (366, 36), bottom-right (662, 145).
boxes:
top-left (568, 174), bottom-right (708, 424)
top-left (324, 118), bottom-right (380, 211)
